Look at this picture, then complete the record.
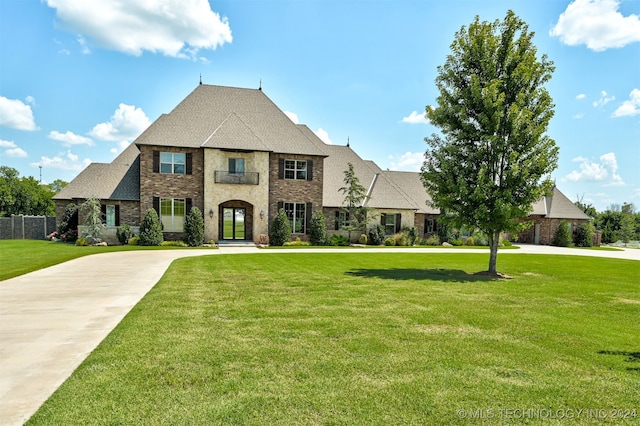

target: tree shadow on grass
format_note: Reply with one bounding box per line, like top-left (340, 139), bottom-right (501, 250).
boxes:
top-left (598, 350), bottom-right (640, 371)
top-left (345, 268), bottom-right (503, 283)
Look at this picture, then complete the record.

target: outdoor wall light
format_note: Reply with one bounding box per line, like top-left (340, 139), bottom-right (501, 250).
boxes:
top-left (209, 208), bottom-right (214, 219)
top-left (260, 209), bottom-right (264, 220)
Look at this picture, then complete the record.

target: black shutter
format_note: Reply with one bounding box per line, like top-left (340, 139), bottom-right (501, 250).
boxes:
top-left (186, 153), bottom-right (193, 175)
top-left (278, 158), bottom-right (285, 179)
top-left (186, 198), bottom-right (192, 215)
top-left (307, 160), bottom-right (313, 181)
top-left (396, 214), bottom-right (402, 233)
top-left (153, 197), bottom-right (160, 216)
top-left (277, 201), bottom-right (284, 212)
top-left (228, 158), bottom-right (235, 173)
top-left (381, 213), bottom-right (386, 225)
top-left (153, 151), bottom-right (160, 173)
top-left (335, 210), bottom-right (340, 230)
top-left (305, 202), bottom-right (312, 234)
top-left (115, 205), bottom-right (120, 226)
top-left (101, 205), bottom-right (106, 224)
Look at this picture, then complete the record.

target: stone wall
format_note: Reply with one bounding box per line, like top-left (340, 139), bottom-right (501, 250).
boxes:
top-left (0, 215), bottom-right (56, 240)
top-left (517, 217), bottom-right (590, 245)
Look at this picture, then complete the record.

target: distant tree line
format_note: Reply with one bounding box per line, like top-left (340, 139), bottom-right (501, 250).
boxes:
top-left (575, 200), bottom-right (639, 244)
top-left (0, 166), bottom-right (66, 217)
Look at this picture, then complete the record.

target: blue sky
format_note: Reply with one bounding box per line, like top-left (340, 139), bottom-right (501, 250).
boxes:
top-left (1, 0), bottom-right (638, 211)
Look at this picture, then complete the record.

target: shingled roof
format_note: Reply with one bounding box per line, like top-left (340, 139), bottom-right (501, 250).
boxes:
top-left (53, 144), bottom-right (140, 201)
top-left (134, 84), bottom-right (327, 157)
top-left (530, 186), bottom-right (590, 220)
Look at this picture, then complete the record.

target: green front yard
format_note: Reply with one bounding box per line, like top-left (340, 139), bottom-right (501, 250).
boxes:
top-left (27, 252), bottom-right (639, 425)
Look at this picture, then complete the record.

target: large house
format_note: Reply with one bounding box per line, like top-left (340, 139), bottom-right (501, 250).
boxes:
top-left (54, 83), bottom-right (589, 245)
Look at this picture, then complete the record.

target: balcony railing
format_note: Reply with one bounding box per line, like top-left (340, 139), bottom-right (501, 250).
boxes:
top-left (214, 170), bottom-right (260, 185)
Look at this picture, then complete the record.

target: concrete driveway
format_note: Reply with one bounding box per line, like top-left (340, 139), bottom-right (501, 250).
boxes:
top-left (1, 245), bottom-right (638, 425)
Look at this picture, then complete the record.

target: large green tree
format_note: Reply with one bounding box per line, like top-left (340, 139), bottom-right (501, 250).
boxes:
top-left (421, 11), bottom-right (559, 275)
top-left (0, 166), bottom-right (56, 216)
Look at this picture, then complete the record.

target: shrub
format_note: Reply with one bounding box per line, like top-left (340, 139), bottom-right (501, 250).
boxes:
top-left (139, 208), bottom-right (163, 246)
top-left (424, 235), bottom-right (440, 246)
top-left (359, 234), bottom-right (368, 245)
top-left (406, 227), bottom-right (418, 246)
top-left (116, 224), bottom-right (134, 245)
top-left (451, 239), bottom-right (464, 246)
top-left (553, 221), bottom-right (572, 247)
top-left (500, 238), bottom-right (512, 247)
top-left (472, 232), bottom-right (489, 246)
top-left (269, 208), bottom-right (291, 246)
top-left (329, 234), bottom-right (350, 246)
top-left (184, 207), bottom-right (205, 247)
top-left (394, 232), bottom-right (409, 246)
top-left (309, 211), bottom-right (328, 246)
top-left (464, 236), bottom-right (475, 246)
top-left (128, 236), bottom-right (140, 246)
top-left (575, 222), bottom-right (595, 247)
top-left (368, 224), bottom-right (386, 245)
top-left (75, 237), bottom-right (88, 246)
top-left (58, 203), bottom-right (78, 242)
top-left (384, 237), bottom-right (396, 246)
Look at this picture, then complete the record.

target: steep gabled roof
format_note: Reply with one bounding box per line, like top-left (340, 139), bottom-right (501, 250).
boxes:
top-left (384, 171), bottom-right (440, 214)
top-left (135, 84), bottom-right (326, 156)
top-left (53, 144), bottom-right (140, 201)
top-left (546, 186), bottom-right (591, 219)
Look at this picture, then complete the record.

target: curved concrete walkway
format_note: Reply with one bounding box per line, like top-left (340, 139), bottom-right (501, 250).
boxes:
top-left (1, 245), bottom-right (638, 425)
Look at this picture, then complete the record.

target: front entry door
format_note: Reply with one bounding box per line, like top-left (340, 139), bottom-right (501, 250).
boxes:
top-left (223, 208), bottom-right (246, 240)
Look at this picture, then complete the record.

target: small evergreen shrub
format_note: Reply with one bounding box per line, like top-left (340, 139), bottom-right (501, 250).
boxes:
top-left (384, 237), bottom-right (396, 246)
top-left (574, 222), bottom-right (595, 247)
top-left (184, 207), bottom-right (205, 247)
top-left (269, 208), bottom-right (291, 246)
top-left (424, 235), bottom-right (440, 246)
top-left (79, 197), bottom-right (104, 244)
top-left (309, 211), bottom-right (328, 246)
top-left (472, 232), bottom-right (489, 246)
top-left (500, 238), bottom-right (513, 247)
top-left (451, 239), bottom-right (464, 246)
top-left (75, 237), bottom-right (88, 246)
top-left (368, 224), bottom-right (386, 245)
top-left (553, 221), bottom-right (572, 247)
top-left (128, 236), bottom-right (140, 245)
top-left (139, 208), bottom-right (164, 246)
top-left (58, 203), bottom-right (78, 242)
top-left (359, 234), bottom-right (368, 245)
top-left (406, 226), bottom-right (418, 246)
top-left (329, 234), bottom-right (349, 246)
top-left (116, 224), bottom-right (134, 245)
top-left (464, 236), bottom-right (475, 246)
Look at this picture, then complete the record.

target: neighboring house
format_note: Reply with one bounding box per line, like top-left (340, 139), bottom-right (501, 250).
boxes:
top-left (53, 83), bottom-right (589, 245)
top-left (516, 186), bottom-right (591, 245)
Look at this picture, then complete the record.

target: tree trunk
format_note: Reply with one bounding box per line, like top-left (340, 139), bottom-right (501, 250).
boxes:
top-left (488, 230), bottom-right (501, 274)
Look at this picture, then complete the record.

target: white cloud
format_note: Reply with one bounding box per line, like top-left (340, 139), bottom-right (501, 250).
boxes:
top-left (573, 113), bottom-right (585, 119)
top-left (77, 35), bottom-right (91, 54)
top-left (45, 0), bottom-right (232, 59)
top-left (314, 128), bottom-right (333, 145)
top-left (565, 152), bottom-right (624, 186)
top-left (89, 103), bottom-right (151, 142)
top-left (550, 0), bottom-right (640, 51)
top-left (576, 93), bottom-right (587, 100)
top-left (593, 91), bottom-right (615, 108)
top-left (30, 150), bottom-right (91, 171)
top-left (388, 151), bottom-right (424, 172)
top-left (612, 88), bottom-right (640, 117)
top-left (401, 110), bottom-right (429, 124)
top-left (284, 111), bottom-right (299, 124)
top-left (0, 139), bottom-right (27, 158)
top-left (0, 96), bottom-right (38, 131)
top-left (48, 130), bottom-right (94, 147)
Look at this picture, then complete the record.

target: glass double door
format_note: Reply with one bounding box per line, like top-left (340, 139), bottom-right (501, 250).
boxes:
top-left (222, 207), bottom-right (246, 240)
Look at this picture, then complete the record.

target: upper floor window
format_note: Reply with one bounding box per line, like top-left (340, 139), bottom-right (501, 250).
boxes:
top-left (229, 158), bottom-right (245, 174)
top-left (161, 152), bottom-right (185, 174)
top-left (285, 160), bottom-right (307, 180)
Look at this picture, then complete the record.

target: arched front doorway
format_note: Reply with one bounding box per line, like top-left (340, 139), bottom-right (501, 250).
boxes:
top-left (219, 200), bottom-right (253, 241)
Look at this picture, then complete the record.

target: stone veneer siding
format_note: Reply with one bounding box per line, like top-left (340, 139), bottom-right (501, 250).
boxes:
top-left (269, 154), bottom-right (324, 240)
top-left (139, 145), bottom-right (204, 240)
top-left (517, 217), bottom-right (589, 245)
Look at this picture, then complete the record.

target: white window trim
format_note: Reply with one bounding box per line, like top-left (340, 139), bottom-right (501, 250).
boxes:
top-left (285, 202), bottom-right (306, 234)
top-left (284, 160), bottom-right (307, 180)
top-left (160, 198), bottom-right (186, 232)
top-left (160, 152), bottom-right (186, 175)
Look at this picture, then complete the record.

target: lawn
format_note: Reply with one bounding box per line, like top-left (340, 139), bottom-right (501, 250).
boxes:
top-left (0, 240), bottom-right (209, 281)
top-left (27, 253), bottom-right (639, 425)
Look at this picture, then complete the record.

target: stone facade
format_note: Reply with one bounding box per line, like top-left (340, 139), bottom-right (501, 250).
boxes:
top-left (517, 217), bottom-right (589, 245)
top-left (203, 149), bottom-right (270, 242)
